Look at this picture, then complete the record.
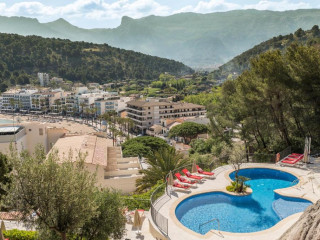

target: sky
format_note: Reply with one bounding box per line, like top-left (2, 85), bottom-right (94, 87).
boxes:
top-left (0, 0), bottom-right (319, 29)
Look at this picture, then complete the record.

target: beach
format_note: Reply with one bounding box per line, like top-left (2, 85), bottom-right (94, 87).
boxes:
top-left (0, 113), bottom-right (98, 134)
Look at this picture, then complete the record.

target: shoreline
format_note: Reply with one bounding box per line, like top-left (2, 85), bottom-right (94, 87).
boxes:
top-left (0, 113), bottom-right (98, 135)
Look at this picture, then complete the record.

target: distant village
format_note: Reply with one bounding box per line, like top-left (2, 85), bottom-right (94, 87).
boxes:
top-left (0, 73), bottom-right (207, 137)
top-left (0, 73), bottom-right (208, 195)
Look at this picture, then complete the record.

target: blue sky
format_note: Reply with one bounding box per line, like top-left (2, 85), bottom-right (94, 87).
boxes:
top-left (0, 0), bottom-right (319, 28)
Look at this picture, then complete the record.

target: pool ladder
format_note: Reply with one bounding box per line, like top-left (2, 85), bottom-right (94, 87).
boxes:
top-left (291, 179), bottom-right (299, 186)
top-left (199, 218), bottom-right (220, 234)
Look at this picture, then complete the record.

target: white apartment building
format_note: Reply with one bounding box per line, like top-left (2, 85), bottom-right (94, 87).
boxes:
top-left (94, 96), bottom-right (119, 115)
top-left (126, 99), bottom-right (206, 133)
top-left (38, 73), bottom-right (50, 87)
top-left (2, 89), bottom-right (38, 111)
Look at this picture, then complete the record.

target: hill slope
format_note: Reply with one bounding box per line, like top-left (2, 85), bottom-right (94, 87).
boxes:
top-left (2, 9), bottom-right (320, 68)
top-left (211, 25), bottom-right (320, 81)
top-left (0, 33), bottom-right (193, 88)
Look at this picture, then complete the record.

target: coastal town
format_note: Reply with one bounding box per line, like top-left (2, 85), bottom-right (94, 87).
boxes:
top-left (0, 4), bottom-right (320, 240)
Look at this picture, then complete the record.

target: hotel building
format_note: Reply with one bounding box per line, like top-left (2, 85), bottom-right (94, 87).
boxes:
top-left (126, 99), bottom-right (206, 133)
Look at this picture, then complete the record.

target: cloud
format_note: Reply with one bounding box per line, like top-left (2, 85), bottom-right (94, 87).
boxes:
top-left (0, 0), bottom-right (170, 21)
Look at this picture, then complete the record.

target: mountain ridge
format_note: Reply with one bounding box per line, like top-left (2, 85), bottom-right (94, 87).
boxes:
top-left (210, 25), bottom-right (320, 81)
top-left (2, 9), bottom-right (320, 67)
top-left (0, 32), bottom-right (193, 91)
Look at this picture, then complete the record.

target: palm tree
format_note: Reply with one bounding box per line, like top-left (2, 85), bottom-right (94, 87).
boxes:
top-left (136, 147), bottom-right (189, 192)
top-left (80, 102), bottom-right (86, 119)
top-left (72, 107), bottom-right (77, 121)
top-left (84, 108), bottom-right (90, 123)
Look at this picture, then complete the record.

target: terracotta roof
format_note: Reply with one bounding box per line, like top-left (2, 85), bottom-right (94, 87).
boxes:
top-left (127, 100), bottom-right (205, 109)
top-left (172, 102), bottom-right (205, 110)
top-left (126, 100), bottom-right (171, 107)
top-left (50, 135), bottom-right (111, 166)
top-left (0, 211), bottom-right (22, 220)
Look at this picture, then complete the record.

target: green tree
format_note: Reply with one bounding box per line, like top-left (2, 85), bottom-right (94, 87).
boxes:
top-left (136, 147), bottom-right (189, 192)
top-left (169, 122), bottom-right (208, 144)
top-left (4, 146), bottom-right (97, 240)
top-left (122, 136), bottom-right (169, 158)
top-left (80, 189), bottom-right (126, 240)
top-left (0, 152), bottom-right (11, 203)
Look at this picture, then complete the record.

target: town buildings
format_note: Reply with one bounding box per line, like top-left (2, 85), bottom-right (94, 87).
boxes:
top-left (38, 73), bottom-right (50, 87)
top-left (0, 122), bottom-right (67, 154)
top-left (0, 88), bottom-right (122, 115)
top-left (126, 98), bottom-right (206, 134)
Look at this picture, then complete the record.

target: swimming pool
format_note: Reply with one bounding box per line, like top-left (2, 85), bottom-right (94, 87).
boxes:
top-left (0, 119), bottom-right (13, 124)
top-left (175, 168), bottom-right (312, 234)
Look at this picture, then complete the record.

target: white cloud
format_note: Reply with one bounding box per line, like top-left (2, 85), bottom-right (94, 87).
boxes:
top-left (0, 0), bottom-right (170, 21)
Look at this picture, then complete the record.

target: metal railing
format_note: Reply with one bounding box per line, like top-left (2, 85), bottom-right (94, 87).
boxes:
top-left (278, 146), bottom-right (292, 161)
top-left (150, 182), bottom-right (168, 236)
top-left (199, 218), bottom-right (220, 234)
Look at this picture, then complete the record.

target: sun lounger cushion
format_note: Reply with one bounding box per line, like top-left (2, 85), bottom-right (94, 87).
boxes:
top-left (196, 165), bottom-right (214, 176)
top-left (182, 169), bottom-right (203, 180)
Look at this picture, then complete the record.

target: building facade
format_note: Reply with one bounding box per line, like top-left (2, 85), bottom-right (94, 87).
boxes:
top-left (38, 73), bottom-right (50, 87)
top-left (126, 99), bottom-right (206, 133)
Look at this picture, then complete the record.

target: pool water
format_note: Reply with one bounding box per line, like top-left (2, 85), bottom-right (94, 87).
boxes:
top-left (0, 119), bottom-right (13, 124)
top-left (175, 168), bottom-right (312, 234)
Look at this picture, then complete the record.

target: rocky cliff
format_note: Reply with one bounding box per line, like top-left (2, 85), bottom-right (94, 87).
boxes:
top-left (279, 200), bottom-right (320, 240)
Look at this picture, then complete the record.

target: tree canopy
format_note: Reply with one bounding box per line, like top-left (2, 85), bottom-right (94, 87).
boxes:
top-left (0, 33), bottom-right (193, 91)
top-left (169, 122), bottom-right (208, 143)
top-left (4, 146), bottom-right (125, 240)
top-left (122, 136), bottom-right (170, 158)
top-left (0, 152), bottom-right (11, 203)
top-left (209, 44), bottom-right (320, 153)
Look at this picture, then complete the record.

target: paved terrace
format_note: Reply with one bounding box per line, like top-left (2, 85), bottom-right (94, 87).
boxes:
top-left (149, 161), bottom-right (320, 240)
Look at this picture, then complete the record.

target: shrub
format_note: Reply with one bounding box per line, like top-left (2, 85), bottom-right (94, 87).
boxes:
top-left (3, 229), bottom-right (38, 240)
top-left (122, 180), bottom-right (165, 210)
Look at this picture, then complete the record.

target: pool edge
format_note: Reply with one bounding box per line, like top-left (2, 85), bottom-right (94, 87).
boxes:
top-left (169, 166), bottom-right (315, 239)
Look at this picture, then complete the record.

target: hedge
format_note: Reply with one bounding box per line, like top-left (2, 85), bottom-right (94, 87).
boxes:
top-left (3, 229), bottom-right (38, 240)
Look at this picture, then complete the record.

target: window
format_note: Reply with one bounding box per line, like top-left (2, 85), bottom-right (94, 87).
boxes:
top-left (39, 128), bottom-right (43, 136)
top-left (29, 129), bottom-right (32, 132)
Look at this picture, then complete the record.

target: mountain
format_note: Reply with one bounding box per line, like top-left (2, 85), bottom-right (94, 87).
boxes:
top-left (2, 9), bottom-right (320, 68)
top-left (211, 25), bottom-right (320, 81)
top-left (0, 33), bottom-right (193, 89)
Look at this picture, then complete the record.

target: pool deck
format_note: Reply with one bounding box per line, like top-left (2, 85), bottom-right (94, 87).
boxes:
top-left (151, 162), bottom-right (320, 240)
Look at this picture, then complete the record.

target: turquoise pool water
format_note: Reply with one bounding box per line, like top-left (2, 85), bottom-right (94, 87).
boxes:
top-left (0, 119), bottom-right (13, 124)
top-left (175, 168), bottom-right (312, 234)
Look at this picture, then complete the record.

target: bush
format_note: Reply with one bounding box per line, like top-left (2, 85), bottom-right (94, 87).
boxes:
top-left (122, 180), bottom-right (165, 210)
top-left (226, 177), bottom-right (250, 193)
top-left (3, 229), bottom-right (38, 240)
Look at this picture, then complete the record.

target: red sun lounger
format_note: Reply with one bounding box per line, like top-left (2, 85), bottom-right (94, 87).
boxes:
top-left (196, 165), bottom-right (214, 176)
top-left (281, 157), bottom-right (303, 164)
top-left (175, 172), bottom-right (197, 184)
top-left (173, 180), bottom-right (191, 189)
top-left (287, 154), bottom-right (303, 159)
top-left (182, 168), bottom-right (203, 180)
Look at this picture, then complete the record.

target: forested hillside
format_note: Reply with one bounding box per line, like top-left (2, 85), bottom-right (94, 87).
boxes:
top-left (0, 33), bottom-right (193, 90)
top-left (207, 45), bottom-right (320, 153)
top-left (2, 9), bottom-right (320, 68)
top-left (211, 25), bottom-right (320, 81)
